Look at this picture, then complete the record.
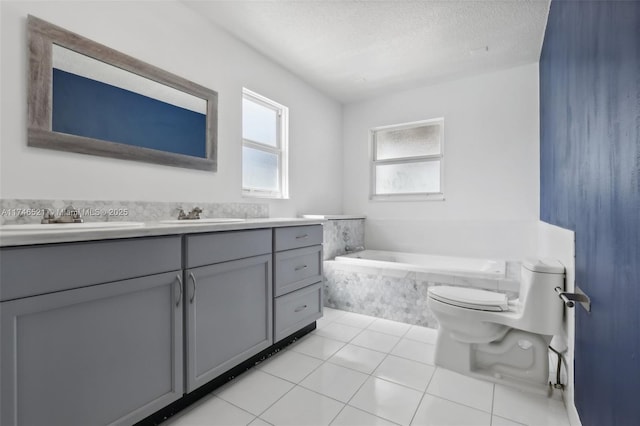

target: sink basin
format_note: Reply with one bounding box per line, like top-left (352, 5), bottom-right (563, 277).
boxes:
top-left (159, 218), bottom-right (246, 224)
top-left (0, 222), bottom-right (145, 232)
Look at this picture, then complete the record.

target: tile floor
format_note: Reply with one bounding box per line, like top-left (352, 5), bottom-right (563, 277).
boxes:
top-left (166, 308), bottom-right (571, 426)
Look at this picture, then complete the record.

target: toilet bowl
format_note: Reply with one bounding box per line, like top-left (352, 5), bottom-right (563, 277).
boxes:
top-left (427, 259), bottom-right (565, 393)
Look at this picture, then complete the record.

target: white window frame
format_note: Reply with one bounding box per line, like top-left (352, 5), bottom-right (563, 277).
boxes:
top-left (370, 118), bottom-right (445, 201)
top-left (242, 88), bottom-right (289, 199)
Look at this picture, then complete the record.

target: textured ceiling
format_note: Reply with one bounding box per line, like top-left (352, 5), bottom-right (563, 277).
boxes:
top-left (183, 0), bottom-right (550, 103)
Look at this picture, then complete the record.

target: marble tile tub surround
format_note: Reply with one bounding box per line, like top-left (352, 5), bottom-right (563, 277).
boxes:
top-left (0, 199), bottom-right (269, 225)
top-left (321, 217), bottom-right (365, 260)
top-left (324, 260), bottom-right (521, 327)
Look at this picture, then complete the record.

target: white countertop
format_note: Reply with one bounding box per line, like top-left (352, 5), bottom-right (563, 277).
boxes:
top-left (301, 214), bottom-right (366, 220)
top-left (0, 218), bottom-right (325, 247)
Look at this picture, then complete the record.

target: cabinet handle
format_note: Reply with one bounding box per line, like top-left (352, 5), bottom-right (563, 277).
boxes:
top-left (295, 265), bottom-right (308, 271)
top-left (295, 234), bottom-right (309, 239)
top-left (175, 274), bottom-right (183, 307)
top-left (189, 272), bottom-right (197, 304)
top-left (294, 305), bottom-right (308, 313)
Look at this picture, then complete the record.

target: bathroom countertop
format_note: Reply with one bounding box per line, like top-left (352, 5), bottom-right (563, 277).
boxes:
top-left (0, 218), bottom-right (326, 247)
top-left (302, 214), bottom-right (366, 220)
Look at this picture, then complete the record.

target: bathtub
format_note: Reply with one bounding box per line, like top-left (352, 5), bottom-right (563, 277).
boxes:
top-left (324, 250), bottom-right (519, 327)
top-left (334, 250), bottom-right (506, 279)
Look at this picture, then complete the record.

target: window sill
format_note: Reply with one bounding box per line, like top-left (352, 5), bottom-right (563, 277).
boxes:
top-left (242, 190), bottom-right (289, 200)
top-left (370, 193), bottom-right (445, 202)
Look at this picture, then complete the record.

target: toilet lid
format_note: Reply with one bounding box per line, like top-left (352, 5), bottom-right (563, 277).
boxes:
top-left (428, 286), bottom-right (509, 312)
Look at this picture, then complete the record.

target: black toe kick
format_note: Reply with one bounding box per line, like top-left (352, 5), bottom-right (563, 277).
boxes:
top-left (135, 322), bottom-right (316, 426)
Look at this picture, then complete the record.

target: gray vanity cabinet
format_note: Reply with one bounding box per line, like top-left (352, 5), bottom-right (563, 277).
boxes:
top-left (184, 229), bottom-right (273, 393)
top-left (0, 223), bottom-right (322, 425)
top-left (273, 225), bottom-right (324, 342)
top-left (0, 237), bottom-right (183, 426)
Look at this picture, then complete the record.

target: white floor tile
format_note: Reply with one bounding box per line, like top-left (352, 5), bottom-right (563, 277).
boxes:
top-left (391, 339), bottom-right (436, 365)
top-left (300, 362), bottom-right (369, 402)
top-left (492, 384), bottom-right (570, 426)
top-left (351, 330), bottom-right (401, 353)
top-left (258, 350), bottom-right (323, 383)
top-left (404, 326), bottom-right (438, 344)
top-left (373, 355), bottom-right (435, 391)
top-left (491, 415), bottom-right (525, 426)
top-left (215, 370), bottom-right (294, 416)
top-left (166, 395), bottom-right (255, 426)
top-left (316, 316), bottom-right (333, 329)
top-left (290, 334), bottom-right (345, 360)
top-left (248, 418), bottom-right (272, 426)
top-left (426, 368), bottom-right (493, 413)
top-left (334, 311), bottom-right (377, 328)
top-left (349, 377), bottom-right (423, 426)
top-left (331, 406), bottom-right (397, 426)
top-left (261, 386), bottom-right (344, 426)
top-left (314, 322), bottom-right (364, 342)
top-left (367, 318), bottom-right (412, 337)
top-left (328, 344), bottom-right (387, 374)
top-left (168, 310), bottom-right (570, 426)
top-left (411, 394), bottom-right (491, 426)
top-left (323, 307), bottom-right (347, 322)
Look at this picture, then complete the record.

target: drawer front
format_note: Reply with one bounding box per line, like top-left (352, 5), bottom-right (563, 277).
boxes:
top-left (186, 229), bottom-right (272, 268)
top-left (274, 282), bottom-right (323, 342)
top-left (274, 245), bottom-right (322, 297)
top-left (274, 225), bottom-right (323, 252)
top-left (0, 236), bottom-right (181, 302)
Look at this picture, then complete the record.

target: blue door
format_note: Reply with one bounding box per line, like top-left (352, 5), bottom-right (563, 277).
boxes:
top-left (540, 1), bottom-right (640, 424)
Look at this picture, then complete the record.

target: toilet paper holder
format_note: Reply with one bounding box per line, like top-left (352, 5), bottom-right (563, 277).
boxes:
top-left (555, 286), bottom-right (591, 312)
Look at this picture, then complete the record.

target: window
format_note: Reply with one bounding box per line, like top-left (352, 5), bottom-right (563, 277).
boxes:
top-left (242, 88), bottom-right (288, 198)
top-left (370, 118), bottom-right (444, 200)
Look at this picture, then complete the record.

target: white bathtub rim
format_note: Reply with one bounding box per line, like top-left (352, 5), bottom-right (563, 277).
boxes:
top-left (334, 249), bottom-right (507, 280)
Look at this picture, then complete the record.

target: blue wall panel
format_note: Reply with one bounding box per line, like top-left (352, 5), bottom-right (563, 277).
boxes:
top-left (52, 69), bottom-right (206, 158)
top-left (540, 1), bottom-right (639, 424)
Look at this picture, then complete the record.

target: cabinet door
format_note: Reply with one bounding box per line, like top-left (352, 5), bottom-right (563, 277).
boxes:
top-left (185, 255), bottom-right (272, 392)
top-left (0, 271), bottom-right (183, 426)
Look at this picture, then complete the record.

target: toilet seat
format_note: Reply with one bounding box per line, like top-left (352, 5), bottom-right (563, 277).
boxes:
top-left (428, 286), bottom-right (509, 312)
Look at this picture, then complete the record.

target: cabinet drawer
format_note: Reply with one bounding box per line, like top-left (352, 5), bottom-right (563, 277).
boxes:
top-left (186, 229), bottom-right (272, 268)
top-left (0, 236), bottom-right (181, 302)
top-left (274, 225), bottom-right (322, 252)
top-left (274, 245), bottom-right (322, 297)
top-left (274, 282), bottom-right (322, 342)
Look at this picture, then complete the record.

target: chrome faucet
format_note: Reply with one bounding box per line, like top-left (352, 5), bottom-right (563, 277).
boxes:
top-left (178, 207), bottom-right (203, 220)
top-left (345, 245), bottom-right (365, 253)
top-left (41, 205), bottom-right (83, 224)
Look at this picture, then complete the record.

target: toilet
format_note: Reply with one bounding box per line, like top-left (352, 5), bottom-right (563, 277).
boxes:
top-left (427, 259), bottom-right (565, 393)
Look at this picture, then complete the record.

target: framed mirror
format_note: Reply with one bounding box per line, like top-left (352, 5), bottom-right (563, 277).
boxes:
top-left (27, 15), bottom-right (218, 171)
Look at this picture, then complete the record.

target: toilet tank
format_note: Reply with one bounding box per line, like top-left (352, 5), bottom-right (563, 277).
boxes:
top-left (518, 259), bottom-right (565, 336)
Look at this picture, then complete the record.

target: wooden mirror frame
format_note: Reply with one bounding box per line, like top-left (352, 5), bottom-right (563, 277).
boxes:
top-left (27, 15), bottom-right (218, 171)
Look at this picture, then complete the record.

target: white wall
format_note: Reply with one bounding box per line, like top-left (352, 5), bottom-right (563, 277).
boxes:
top-left (538, 221), bottom-right (580, 426)
top-left (0, 1), bottom-right (343, 218)
top-left (342, 63), bottom-right (540, 259)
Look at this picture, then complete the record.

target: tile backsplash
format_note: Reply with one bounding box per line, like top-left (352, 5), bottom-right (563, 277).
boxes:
top-left (0, 199), bottom-right (268, 225)
top-left (323, 218), bottom-right (365, 260)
